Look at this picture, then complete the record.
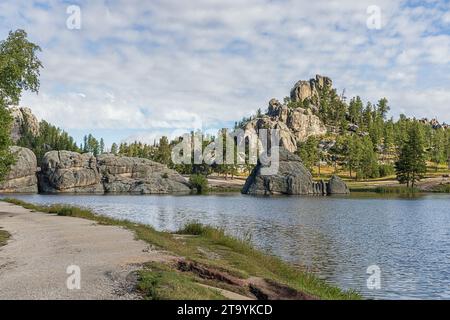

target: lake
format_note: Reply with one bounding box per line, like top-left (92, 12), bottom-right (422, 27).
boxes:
top-left (1, 192), bottom-right (449, 300)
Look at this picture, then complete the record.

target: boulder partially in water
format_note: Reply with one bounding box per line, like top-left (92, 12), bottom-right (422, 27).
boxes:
top-left (242, 148), bottom-right (315, 195)
top-left (326, 175), bottom-right (350, 194)
top-left (241, 148), bottom-right (350, 196)
top-left (0, 146), bottom-right (38, 193)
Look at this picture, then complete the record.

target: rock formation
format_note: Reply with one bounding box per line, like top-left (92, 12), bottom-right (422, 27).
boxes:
top-left (97, 154), bottom-right (191, 194)
top-left (38, 151), bottom-right (104, 193)
top-left (241, 148), bottom-right (349, 196)
top-left (0, 147), bottom-right (38, 193)
top-left (290, 74), bottom-right (332, 104)
top-left (37, 151), bottom-right (191, 194)
top-left (243, 76), bottom-right (328, 153)
top-left (9, 106), bottom-right (40, 143)
top-left (326, 175), bottom-right (350, 194)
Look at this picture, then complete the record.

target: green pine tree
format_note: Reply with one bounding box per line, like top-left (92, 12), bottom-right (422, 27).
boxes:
top-left (395, 123), bottom-right (427, 188)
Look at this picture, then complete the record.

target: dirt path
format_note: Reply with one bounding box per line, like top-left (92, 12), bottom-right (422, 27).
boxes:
top-left (0, 201), bottom-right (171, 300)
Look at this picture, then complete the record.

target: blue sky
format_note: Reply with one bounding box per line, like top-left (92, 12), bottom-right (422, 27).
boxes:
top-left (1, 0), bottom-right (450, 148)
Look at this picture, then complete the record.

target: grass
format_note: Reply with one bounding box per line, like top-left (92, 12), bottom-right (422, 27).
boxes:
top-left (0, 229), bottom-right (10, 247)
top-left (208, 186), bottom-right (243, 193)
top-left (2, 198), bottom-right (361, 300)
top-left (138, 262), bottom-right (225, 300)
top-left (429, 183), bottom-right (450, 193)
top-left (351, 186), bottom-right (420, 194)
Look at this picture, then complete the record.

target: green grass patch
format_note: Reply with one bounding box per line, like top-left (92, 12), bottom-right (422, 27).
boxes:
top-left (1, 198), bottom-right (361, 300)
top-left (429, 184), bottom-right (450, 193)
top-left (138, 262), bottom-right (225, 300)
top-left (373, 186), bottom-right (420, 194)
top-left (0, 229), bottom-right (10, 247)
top-left (350, 186), bottom-right (420, 194)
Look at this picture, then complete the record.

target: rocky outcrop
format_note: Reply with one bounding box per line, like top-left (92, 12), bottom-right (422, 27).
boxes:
top-left (97, 154), bottom-right (191, 194)
top-left (243, 116), bottom-right (298, 153)
top-left (241, 148), bottom-right (349, 196)
top-left (242, 148), bottom-right (314, 195)
top-left (326, 175), bottom-right (350, 194)
top-left (39, 151), bottom-right (104, 193)
top-left (9, 106), bottom-right (40, 143)
top-left (243, 76), bottom-right (328, 153)
top-left (37, 151), bottom-right (191, 194)
top-left (244, 99), bottom-right (326, 153)
top-left (268, 98), bottom-right (327, 143)
top-left (0, 147), bottom-right (38, 193)
top-left (290, 74), bottom-right (332, 104)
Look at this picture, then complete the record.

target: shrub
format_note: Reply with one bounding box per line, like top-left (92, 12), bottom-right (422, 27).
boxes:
top-left (189, 174), bottom-right (208, 194)
top-left (378, 164), bottom-right (395, 177)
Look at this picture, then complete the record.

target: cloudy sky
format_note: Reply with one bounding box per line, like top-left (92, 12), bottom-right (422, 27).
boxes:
top-left (1, 0), bottom-right (449, 147)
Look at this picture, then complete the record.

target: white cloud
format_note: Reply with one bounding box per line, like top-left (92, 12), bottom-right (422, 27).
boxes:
top-left (0, 0), bottom-right (449, 146)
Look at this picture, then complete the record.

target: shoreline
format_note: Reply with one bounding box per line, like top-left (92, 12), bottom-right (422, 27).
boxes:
top-left (0, 198), bottom-right (359, 300)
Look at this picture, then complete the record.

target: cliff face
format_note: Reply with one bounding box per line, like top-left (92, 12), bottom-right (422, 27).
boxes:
top-left (243, 75), bottom-right (329, 153)
top-left (97, 153), bottom-right (191, 194)
top-left (37, 151), bottom-right (191, 194)
top-left (9, 106), bottom-right (40, 143)
top-left (38, 151), bottom-right (104, 193)
top-left (290, 74), bottom-right (332, 105)
top-left (0, 147), bottom-right (38, 193)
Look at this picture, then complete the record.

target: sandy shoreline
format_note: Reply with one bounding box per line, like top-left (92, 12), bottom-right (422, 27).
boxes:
top-left (0, 201), bottom-right (168, 300)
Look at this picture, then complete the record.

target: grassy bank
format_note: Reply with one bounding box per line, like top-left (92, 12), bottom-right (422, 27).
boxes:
top-left (0, 229), bottom-right (10, 247)
top-left (350, 186), bottom-right (420, 194)
top-left (2, 198), bottom-right (360, 300)
top-left (429, 183), bottom-right (450, 193)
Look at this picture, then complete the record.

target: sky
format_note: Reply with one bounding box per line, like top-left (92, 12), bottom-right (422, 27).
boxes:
top-left (1, 0), bottom-right (450, 147)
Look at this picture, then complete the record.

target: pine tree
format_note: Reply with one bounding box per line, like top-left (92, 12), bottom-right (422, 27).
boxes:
top-left (359, 136), bottom-right (379, 179)
top-left (430, 129), bottom-right (446, 171)
top-left (395, 123), bottom-right (427, 188)
top-left (297, 137), bottom-right (319, 173)
top-left (110, 143), bottom-right (118, 155)
top-left (100, 138), bottom-right (105, 154)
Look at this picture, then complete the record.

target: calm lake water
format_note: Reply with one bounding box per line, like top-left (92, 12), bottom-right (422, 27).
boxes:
top-left (1, 192), bottom-right (449, 300)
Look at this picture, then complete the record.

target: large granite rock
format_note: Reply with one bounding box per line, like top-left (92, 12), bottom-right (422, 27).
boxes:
top-left (327, 175), bottom-right (350, 194)
top-left (38, 151), bottom-right (104, 193)
top-left (244, 100), bottom-right (326, 153)
top-left (0, 147), bottom-right (38, 193)
top-left (290, 74), bottom-right (332, 104)
top-left (242, 148), bottom-right (315, 195)
top-left (268, 99), bottom-right (327, 143)
top-left (243, 76), bottom-right (329, 153)
top-left (97, 154), bottom-right (191, 194)
top-left (242, 148), bottom-right (349, 196)
top-left (243, 116), bottom-right (298, 153)
top-left (9, 106), bottom-right (40, 143)
top-left (37, 151), bottom-right (191, 194)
